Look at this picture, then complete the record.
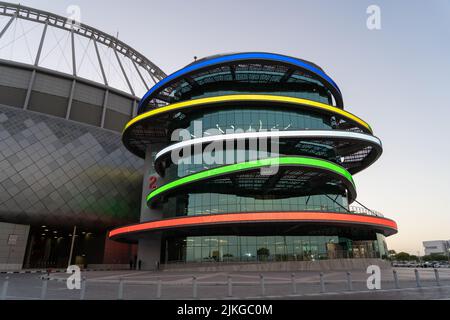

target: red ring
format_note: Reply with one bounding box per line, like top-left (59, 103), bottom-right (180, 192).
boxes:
top-left (109, 211), bottom-right (397, 239)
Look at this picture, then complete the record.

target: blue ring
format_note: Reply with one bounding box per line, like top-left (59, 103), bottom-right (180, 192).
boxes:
top-left (138, 52), bottom-right (342, 113)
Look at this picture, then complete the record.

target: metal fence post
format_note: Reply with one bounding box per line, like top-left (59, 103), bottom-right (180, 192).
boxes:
top-left (1, 277), bottom-right (9, 300)
top-left (291, 273), bottom-right (297, 294)
top-left (227, 275), bottom-right (233, 297)
top-left (393, 269), bottom-right (400, 289)
top-left (260, 274), bottom-right (265, 296)
top-left (40, 276), bottom-right (48, 300)
top-left (414, 269), bottom-right (421, 288)
top-left (192, 276), bottom-right (198, 299)
top-left (319, 272), bottom-right (326, 293)
top-left (434, 268), bottom-right (440, 286)
top-left (156, 279), bottom-right (162, 299)
top-left (118, 278), bottom-right (124, 300)
top-left (346, 271), bottom-right (353, 291)
top-left (79, 277), bottom-right (86, 300)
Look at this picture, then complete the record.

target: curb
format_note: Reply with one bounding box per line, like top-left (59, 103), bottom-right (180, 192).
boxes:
top-left (0, 270), bottom-right (56, 274)
top-left (0, 268), bottom-right (127, 274)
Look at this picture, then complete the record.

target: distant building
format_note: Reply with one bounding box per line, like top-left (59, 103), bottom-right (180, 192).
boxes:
top-left (423, 240), bottom-right (450, 256)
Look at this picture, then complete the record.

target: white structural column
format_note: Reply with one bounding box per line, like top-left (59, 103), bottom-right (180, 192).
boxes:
top-left (140, 144), bottom-right (166, 222)
top-left (93, 38), bottom-right (108, 86)
top-left (0, 13), bottom-right (16, 39)
top-left (137, 144), bottom-right (166, 270)
top-left (24, 20), bottom-right (48, 110)
top-left (132, 60), bottom-right (150, 91)
top-left (65, 29), bottom-right (77, 120)
top-left (132, 100), bottom-right (138, 118)
top-left (92, 38), bottom-right (110, 128)
top-left (100, 89), bottom-right (109, 129)
top-left (114, 48), bottom-right (135, 96)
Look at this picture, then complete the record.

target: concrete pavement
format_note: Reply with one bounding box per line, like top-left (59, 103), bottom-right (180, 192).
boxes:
top-left (0, 267), bottom-right (449, 300)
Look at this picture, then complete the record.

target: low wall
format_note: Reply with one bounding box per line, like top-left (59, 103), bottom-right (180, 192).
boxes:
top-left (0, 222), bottom-right (30, 271)
top-left (86, 264), bottom-right (130, 270)
top-left (162, 258), bottom-right (391, 272)
top-left (0, 263), bottom-right (23, 271)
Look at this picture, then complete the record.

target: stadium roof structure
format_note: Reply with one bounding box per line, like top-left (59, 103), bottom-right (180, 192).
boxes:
top-left (0, 1), bottom-right (166, 99)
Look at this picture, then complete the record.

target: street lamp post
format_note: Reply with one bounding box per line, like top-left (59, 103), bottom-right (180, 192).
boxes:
top-left (68, 225), bottom-right (77, 268)
top-left (447, 247), bottom-right (450, 264)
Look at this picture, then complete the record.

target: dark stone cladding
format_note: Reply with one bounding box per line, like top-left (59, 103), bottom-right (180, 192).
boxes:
top-left (0, 104), bottom-right (143, 228)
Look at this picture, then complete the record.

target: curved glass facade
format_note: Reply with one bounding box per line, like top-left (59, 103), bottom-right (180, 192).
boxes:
top-left (164, 67), bottom-right (332, 105)
top-left (186, 86), bottom-right (330, 104)
top-left (164, 233), bottom-right (388, 263)
top-left (168, 107), bottom-right (334, 137)
top-left (160, 193), bottom-right (349, 218)
top-left (112, 52), bottom-right (397, 268)
top-left (164, 147), bottom-right (339, 179)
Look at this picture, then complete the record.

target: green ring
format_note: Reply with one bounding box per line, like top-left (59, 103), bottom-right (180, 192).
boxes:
top-left (147, 157), bottom-right (355, 205)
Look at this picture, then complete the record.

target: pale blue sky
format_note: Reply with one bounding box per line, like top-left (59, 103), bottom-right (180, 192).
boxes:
top-left (8, 0), bottom-right (450, 254)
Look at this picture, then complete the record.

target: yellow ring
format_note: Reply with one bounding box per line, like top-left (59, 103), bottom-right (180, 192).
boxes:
top-left (125, 95), bottom-right (372, 134)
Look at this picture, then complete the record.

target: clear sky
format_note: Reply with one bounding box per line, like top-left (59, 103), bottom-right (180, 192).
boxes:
top-left (6, 0), bottom-right (450, 255)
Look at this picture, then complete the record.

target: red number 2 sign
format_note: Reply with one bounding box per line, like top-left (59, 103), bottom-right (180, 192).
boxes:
top-left (148, 176), bottom-right (158, 190)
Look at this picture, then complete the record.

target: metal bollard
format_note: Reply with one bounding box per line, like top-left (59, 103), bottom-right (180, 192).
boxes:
top-left (80, 277), bottom-right (86, 300)
top-left (1, 277), bottom-right (9, 300)
top-left (434, 268), bottom-right (440, 286)
top-left (291, 273), bottom-right (297, 294)
top-left (40, 276), bottom-right (48, 300)
top-left (192, 277), bottom-right (198, 299)
top-left (156, 279), bottom-right (162, 299)
top-left (393, 269), bottom-right (400, 289)
top-left (260, 274), bottom-right (265, 296)
top-left (118, 278), bottom-right (124, 300)
top-left (346, 271), bottom-right (353, 291)
top-left (414, 269), bottom-right (421, 288)
top-left (319, 272), bottom-right (326, 293)
top-left (227, 275), bottom-right (233, 297)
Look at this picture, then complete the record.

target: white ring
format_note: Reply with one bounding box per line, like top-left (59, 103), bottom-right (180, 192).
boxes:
top-left (155, 130), bottom-right (382, 161)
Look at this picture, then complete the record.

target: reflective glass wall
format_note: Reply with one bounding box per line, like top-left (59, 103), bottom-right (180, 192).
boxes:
top-left (164, 144), bottom-right (339, 179)
top-left (168, 107), bottom-right (334, 137)
top-left (164, 234), bottom-right (386, 263)
top-left (167, 67), bottom-right (332, 105)
top-left (161, 193), bottom-right (349, 218)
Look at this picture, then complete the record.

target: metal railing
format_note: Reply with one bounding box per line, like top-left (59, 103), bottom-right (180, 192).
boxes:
top-left (1, 268), bottom-right (449, 300)
top-left (349, 206), bottom-right (384, 217)
top-left (183, 205), bottom-right (384, 219)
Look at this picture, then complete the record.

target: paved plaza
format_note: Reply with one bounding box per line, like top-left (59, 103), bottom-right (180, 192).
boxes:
top-left (1, 267), bottom-right (450, 300)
